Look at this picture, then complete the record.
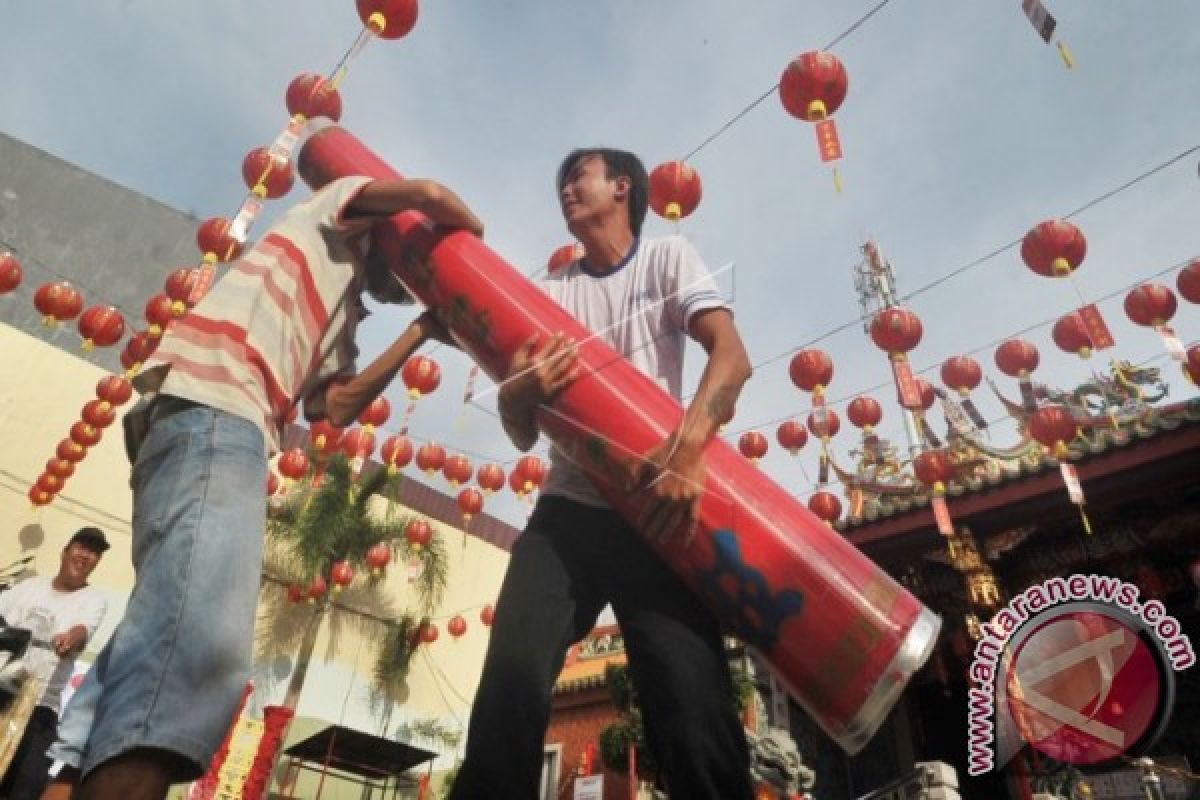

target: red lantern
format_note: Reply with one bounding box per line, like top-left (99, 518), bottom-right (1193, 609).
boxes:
top-left (547, 243), bottom-right (581, 274)
top-left (196, 217), bottom-right (243, 264)
top-left (458, 487), bottom-right (484, 522)
top-left (402, 355), bottom-right (441, 399)
top-left (77, 305), bottom-right (125, 350)
top-left (287, 584), bottom-right (305, 604)
top-left (443, 453), bottom-right (473, 487)
top-left (418, 620), bottom-right (439, 644)
top-left (1124, 283), bottom-right (1177, 328)
top-left (776, 420), bottom-right (809, 455)
top-left (121, 331), bottom-right (158, 372)
top-left (307, 575), bottom-right (328, 601)
top-left (1186, 343), bottom-right (1200, 378)
top-left (788, 349), bottom-right (833, 396)
top-left (330, 560), bottom-right (355, 592)
top-left (96, 375), bottom-right (133, 407)
top-left (144, 293), bottom-right (174, 338)
top-left (1021, 220), bottom-right (1086, 278)
top-left (415, 442), bottom-right (446, 475)
top-left (70, 421), bottom-right (102, 448)
top-left (381, 434), bottom-right (414, 476)
top-left (242, 146), bottom-right (294, 199)
top-left (405, 518), bottom-right (433, 550)
top-left (267, 471), bottom-right (280, 497)
top-left (476, 463), bottom-right (506, 494)
top-left (940, 356), bottom-right (982, 396)
top-left (278, 448), bottom-right (309, 482)
top-left (46, 458), bottom-right (75, 481)
top-left (33, 281), bottom-right (83, 326)
top-left (342, 427), bottom-right (377, 460)
top-left (516, 455), bottom-right (547, 493)
top-left (0, 253), bottom-right (22, 294)
top-left (648, 161), bottom-right (703, 221)
top-left (358, 396), bottom-right (391, 432)
top-left (366, 542), bottom-right (392, 575)
top-left (82, 399), bottom-right (117, 429)
top-left (164, 267), bottom-right (201, 316)
top-left (36, 472), bottom-right (62, 494)
top-left (357, 0), bottom-right (419, 39)
top-left (286, 73), bottom-right (343, 122)
top-left (447, 614), bottom-right (467, 639)
top-left (807, 408), bottom-right (840, 441)
top-left (808, 491), bottom-right (842, 524)
top-left (738, 431), bottom-right (769, 463)
top-left (913, 450), bottom-right (954, 495)
top-left (1029, 405), bottom-right (1078, 458)
top-left (309, 419), bottom-right (344, 455)
top-left (869, 307), bottom-right (923, 355)
top-left (779, 51), bottom-right (848, 121)
top-left (480, 604), bottom-right (495, 627)
top-left (913, 378), bottom-right (936, 412)
top-left (846, 396), bottom-right (883, 432)
top-left (56, 438), bottom-right (86, 464)
top-left (995, 339), bottom-right (1040, 378)
top-left (508, 468), bottom-right (526, 497)
top-left (1052, 312), bottom-right (1094, 358)
top-left (1177, 260), bottom-right (1200, 304)
top-left (28, 485), bottom-right (53, 507)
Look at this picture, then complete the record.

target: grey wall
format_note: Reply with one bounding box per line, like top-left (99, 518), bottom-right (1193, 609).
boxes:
top-left (0, 131), bottom-right (200, 374)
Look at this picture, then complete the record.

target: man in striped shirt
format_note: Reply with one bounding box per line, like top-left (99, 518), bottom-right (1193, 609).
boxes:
top-left (44, 175), bottom-right (481, 800)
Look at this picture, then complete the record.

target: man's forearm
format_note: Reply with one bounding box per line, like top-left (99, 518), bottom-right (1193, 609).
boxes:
top-left (325, 325), bottom-right (427, 426)
top-left (677, 338), bottom-right (752, 454)
top-left (498, 386), bottom-right (539, 452)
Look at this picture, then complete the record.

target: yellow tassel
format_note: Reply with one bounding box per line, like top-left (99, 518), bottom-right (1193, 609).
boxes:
top-left (1079, 505), bottom-right (1093, 535)
top-left (1057, 40), bottom-right (1075, 69)
top-left (832, 167), bottom-right (843, 194)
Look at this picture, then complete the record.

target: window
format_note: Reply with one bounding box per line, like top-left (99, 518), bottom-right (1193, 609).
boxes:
top-left (540, 743), bottom-right (563, 800)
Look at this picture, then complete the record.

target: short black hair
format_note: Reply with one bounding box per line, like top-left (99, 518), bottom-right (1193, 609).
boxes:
top-left (68, 526), bottom-right (109, 554)
top-left (556, 148), bottom-right (649, 236)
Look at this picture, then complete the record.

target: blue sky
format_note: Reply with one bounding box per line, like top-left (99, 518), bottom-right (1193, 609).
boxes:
top-left (2, 1), bottom-right (1199, 528)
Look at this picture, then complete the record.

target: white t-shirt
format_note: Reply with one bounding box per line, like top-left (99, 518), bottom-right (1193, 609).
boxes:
top-left (0, 575), bottom-right (107, 711)
top-left (537, 235), bottom-right (727, 508)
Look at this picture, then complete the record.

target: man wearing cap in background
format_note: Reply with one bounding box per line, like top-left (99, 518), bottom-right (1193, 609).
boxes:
top-left (0, 527), bottom-right (109, 799)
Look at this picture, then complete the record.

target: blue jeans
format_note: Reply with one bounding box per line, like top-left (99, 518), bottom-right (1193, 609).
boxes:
top-left (48, 400), bottom-right (266, 781)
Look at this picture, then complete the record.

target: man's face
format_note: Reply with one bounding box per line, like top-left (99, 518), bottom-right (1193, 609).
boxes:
top-left (559, 154), bottom-right (627, 234)
top-left (59, 543), bottom-right (101, 586)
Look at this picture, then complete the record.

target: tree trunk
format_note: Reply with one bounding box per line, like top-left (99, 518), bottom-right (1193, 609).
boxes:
top-left (282, 602), bottom-right (327, 712)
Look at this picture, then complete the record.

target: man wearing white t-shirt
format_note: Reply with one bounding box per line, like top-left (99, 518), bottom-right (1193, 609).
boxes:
top-left (451, 149), bottom-right (755, 799)
top-left (0, 528), bottom-right (108, 799)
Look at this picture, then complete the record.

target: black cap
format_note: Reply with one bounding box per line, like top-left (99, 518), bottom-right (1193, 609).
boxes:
top-left (68, 527), bottom-right (110, 554)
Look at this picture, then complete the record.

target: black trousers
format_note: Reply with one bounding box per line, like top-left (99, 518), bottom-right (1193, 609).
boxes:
top-left (451, 496), bottom-right (753, 800)
top-left (0, 705), bottom-right (57, 800)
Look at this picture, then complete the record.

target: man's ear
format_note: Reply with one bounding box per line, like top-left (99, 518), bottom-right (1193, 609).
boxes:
top-left (613, 175), bottom-right (631, 201)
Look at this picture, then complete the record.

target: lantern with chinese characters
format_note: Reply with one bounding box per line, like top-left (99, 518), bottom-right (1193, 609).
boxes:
top-left (547, 243), bottom-right (581, 274)
top-left (242, 146), bottom-right (294, 200)
top-left (788, 348), bottom-right (833, 405)
top-left (121, 331), bottom-right (158, 373)
top-left (286, 73), bottom-right (342, 123)
top-left (779, 51), bottom-right (849, 188)
top-left (330, 560), bottom-right (355, 593)
top-left (366, 542), bottom-right (392, 576)
top-left (1177, 260), bottom-right (1200, 304)
top-left (738, 431), bottom-right (769, 463)
top-left (402, 355), bottom-right (441, 399)
top-left (447, 614), bottom-right (467, 639)
top-left (415, 442), bottom-right (446, 475)
top-left (476, 463), bottom-right (505, 494)
top-left (357, 396), bottom-right (391, 433)
top-left (144, 293), bottom-right (174, 338)
top-left (480, 604), bottom-right (495, 627)
top-left (443, 453), bottom-right (473, 487)
top-left (0, 253), bottom-right (22, 294)
top-left (1021, 220), bottom-right (1086, 277)
top-left (164, 267), bottom-right (201, 317)
top-left (516, 455), bottom-right (548, 494)
top-left (309, 419), bottom-right (344, 457)
top-left (405, 518), bottom-right (433, 551)
top-left (34, 281), bottom-right (83, 327)
top-left (381, 434), bottom-right (413, 476)
top-left (70, 421), bottom-right (103, 448)
top-left (357, 0), bottom-right (418, 39)
top-left (808, 491), bottom-right (842, 525)
top-left (1052, 311), bottom-right (1094, 358)
top-left (77, 305), bottom-right (125, 350)
top-left (96, 374), bottom-right (133, 409)
top-left (846, 395), bottom-right (882, 434)
top-left (1029, 405), bottom-right (1078, 458)
top-left (82, 399), bottom-right (117, 430)
top-left (648, 161), bottom-right (702, 222)
top-left (995, 338), bottom-right (1040, 412)
top-left (197, 217), bottom-right (243, 264)
top-left (458, 487), bottom-right (484, 523)
top-left (277, 448), bottom-right (309, 484)
top-left (775, 419), bottom-right (808, 456)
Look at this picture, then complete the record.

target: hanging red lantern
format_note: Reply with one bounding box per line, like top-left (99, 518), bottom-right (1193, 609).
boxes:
top-left (1021, 220), bottom-right (1086, 278)
top-left (806, 407), bottom-right (841, 441)
top-left (846, 395), bottom-right (883, 432)
top-left (357, 0), bottom-right (419, 39)
top-left (35, 472), bottom-right (61, 494)
top-left (278, 448), bottom-right (310, 482)
top-left (447, 614), bottom-right (468, 639)
top-left (266, 471), bottom-right (280, 497)
top-left (476, 463), bottom-right (506, 494)
top-left (307, 575), bottom-right (328, 602)
top-left (443, 453), bottom-right (473, 487)
top-left (29, 485), bottom-right (53, 507)
top-left (33, 281), bottom-right (83, 327)
top-left (342, 426), bottom-right (377, 460)
top-left (788, 349), bottom-right (833, 400)
top-left (330, 560), bottom-right (355, 592)
top-left (286, 73), bottom-right (343, 122)
top-left (808, 491), bottom-right (842, 525)
top-left (940, 355), bottom-right (981, 395)
top-left (480, 604), bottom-right (495, 627)
top-left (648, 161), bottom-right (703, 221)
top-left (365, 542), bottom-right (392, 575)
top-left (458, 487), bottom-right (484, 522)
top-left (96, 374), bottom-right (133, 408)
top-left (287, 584), bottom-right (305, 604)
top-left (57, 438), bottom-right (87, 464)
top-left (1052, 312), bottom-right (1094, 358)
top-left (196, 217), bottom-right (243, 264)
top-left (913, 450), bottom-right (954, 495)
top-left (81, 399), bottom-right (117, 429)
top-left (1029, 405), bottom-right (1078, 458)
top-left (546, 243), bottom-right (581, 274)
top-left (77, 305), bottom-right (126, 350)
top-left (516, 455), bottom-right (548, 493)
top-left (869, 307), bottom-right (923, 355)
top-left (70, 421), bottom-right (102, 448)
top-left (0, 253), bottom-right (22, 294)
top-left (381, 434), bottom-right (414, 476)
top-left (1124, 283), bottom-right (1178, 328)
top-left (402, 355), bottom-right (441, 399)
top-left (779, 51), bottom-right (848, 121)
top-left (121, 331), bottom-right (158, 373)
top-left (995, 338), bottom-right (1040, 377)
top-left (405, 518), bottom-right (433, 550)
top-left (164, 267), bottom-right (201, 316)
top-left (415, 442), bottom-right (446, 475)
top-left (775, 420), bottom-right (808, 455)
top-left (357, 396), bottom-right (391, 432)
top-left (309, 419), bottom-right (344, 455)
top-left (143, 293), bottom-right (174, 338)
top-left (1177, 260), bottom-right (1200, 304)
top-left (242, 146), bottom-right (295, 200)
top-left (418, 620), bottom-right (439, 644)
top-left (46, 458), bottom-right (75, 481)
top-left (1185, 344), bottom-right (1200, 384)
top-left (913, 378), bottom-right (936, 412)
top-left (738, 431), bottom-right (769, 463)
top-left (508, 468), bottom-right (526, 497)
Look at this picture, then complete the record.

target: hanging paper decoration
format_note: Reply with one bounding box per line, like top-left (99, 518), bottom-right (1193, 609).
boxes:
top-left (443, 453), bottom-right (473, 488)
top-left (33, 281), bottom-right (83, 327)
top-left (358, 395), bottom-right (391, 433)
top-left (77, 305), bottom-right (126, 351)
top-left (357, 0), bottom-right (419, 39)
top-left (869, 307), bottom-right (924, 409)
top-left (775, 419), bottom-right (808, 456)
top-left (365, 542), bottom-right (392, 576)
top-left (415, 442), bottom-right (446, 476)
top-left (242, 146), bottom-right (295, 200)
top-left (807, 490), bottom-right (842, 526)
top-left (457, 487), bottom-right (484, 523)
top-left (846, 395), bottom-right (882, 434)
top-left (779, 51), bottom-right (849, 190)
top-left (1021, 220), bottom-right (1086, 278)
top-left (1029, 405), bottom-right (1091, 533)
top-left (1177, 259), bottom-right (1200, 304)
top-left (737, 431), bottom-right (769, 463)
top-left (0, 253), bottom-right (22, 294)
top-left (995, 338), bottom-right (1041, 413)
top-left (1125, 283), bottom-right (1185, 361)
top-left (476, 462), bottom-right (506, 495)
top-left (913, 449), bottom-right (955, 536)
top-left (939, 355), bottom-right (988, 429)
top-left (1020, 0), bottom-right (1074, 68)
top-left (447, 614), bottom-right (467, 639)
top-left (405, 518), bottom-right (433, 550)
top-left (286, 73), bottom-right (343, 123)
top-left (648, 161), bottom-right (702, 221)
top-left (381, 434), bottom-right (414, 476)
top-left (546, 243), bottom-right (582, 275)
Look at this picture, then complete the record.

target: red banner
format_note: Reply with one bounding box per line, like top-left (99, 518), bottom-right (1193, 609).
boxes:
top-left (1077, 303), bottom-right (1115, 351)
top-left (815, 119), bottom-right (843, 163)
top-left (932, 495), bottom-right (954, 537)
top-left (893, 357), bottom-right (921, 409)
